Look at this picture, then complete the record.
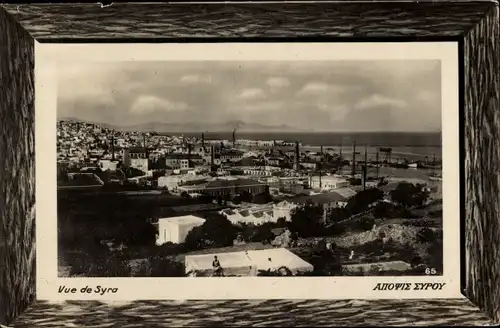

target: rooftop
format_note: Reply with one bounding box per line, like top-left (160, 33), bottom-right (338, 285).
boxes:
top-left (206, 178), bottom-right (265, 189)
top-left (127, 147), bottom-right (149, 153)
top-left (220, 149), bottom-right (244, 156)
top-left (165, 154), bottom-right (203, 160)
top-left (332, 187), bottom-right (357, 199)
top-left (185, 248), bottom-right (313, 273)
top-left (310, 175), bottom-right (347, 181)
top-left (158, 215), bottom-right (206, 225)
top-left (289, 191), bottom-right (348, 205)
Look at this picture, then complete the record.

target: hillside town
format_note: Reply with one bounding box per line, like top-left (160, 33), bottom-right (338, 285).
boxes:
top-left (57, 119), bottom-right (444, 278)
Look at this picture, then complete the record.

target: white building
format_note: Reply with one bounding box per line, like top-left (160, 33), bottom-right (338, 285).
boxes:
top-left (98, 159), bottom-right (119, 171)
top-left (241, 166), bottom-right (280, 177)
top-left (185, 248), bottom-right (313, 276)
top-left (272, 191), bottom-right (350, 221)
top-left (309, 175), bottom-right (349, 190)
top-left (301, 162), bottom-right (317, 169)
top-left (219, 206), bottom-right (275, 225)
top-left (272, 201), bottom-right (297, 221)
top-left (157, 174), bottom-right (210, 191)
top-left (156, 215), bottom-right (206, 245)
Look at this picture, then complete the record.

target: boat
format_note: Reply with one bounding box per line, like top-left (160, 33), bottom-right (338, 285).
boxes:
top-left (408, 163), bottom-right (418, 169)
top-left (428, 173), bottom-right (443, 181)
top-left (389, 162), bottom-right (409, 169)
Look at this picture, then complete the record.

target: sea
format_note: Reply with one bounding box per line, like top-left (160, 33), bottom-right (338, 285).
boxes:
top-left (180, 132), bottom-right (442, 161)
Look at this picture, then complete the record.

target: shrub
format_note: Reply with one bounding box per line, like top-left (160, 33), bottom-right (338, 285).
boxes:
top-left (346, 188), bottom-right (384, 215)
top-left (390, 182), bottom-right (430, 208)
top-left (68, 250), bottom-right (131, 277)
top-left (149, 257), bottom-right (185, 277)
top-left (276, 217), bottom-right (288, 228)
top-left (417, 228), bottom-right (440, 244)
top-left (289, 201), bottom-right (326, 238)
top-left (184, 213), bottom-right (237, 250)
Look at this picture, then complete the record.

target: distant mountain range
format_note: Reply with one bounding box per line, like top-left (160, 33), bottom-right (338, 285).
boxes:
top-left (58, 118), bottom-right (305, 133)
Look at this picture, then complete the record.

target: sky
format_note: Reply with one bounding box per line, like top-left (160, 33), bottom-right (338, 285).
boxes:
top-left (57, 60), bottom-right (442, 132)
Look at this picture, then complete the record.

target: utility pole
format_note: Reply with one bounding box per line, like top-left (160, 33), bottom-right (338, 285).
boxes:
top-left (351, 141), bottom-right (357, 177)
top-left (432, 154), bottom-right (436, 175)
top-left (111, 133), bottom-right (115, 161)
top-left (363, 145), bottom-right (368, 191)
top-left (319, 165), bottom-right (322, 189)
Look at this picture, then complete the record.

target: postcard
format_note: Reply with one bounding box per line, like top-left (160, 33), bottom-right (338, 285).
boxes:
top-left (35, 42), bottom-right (462, 300)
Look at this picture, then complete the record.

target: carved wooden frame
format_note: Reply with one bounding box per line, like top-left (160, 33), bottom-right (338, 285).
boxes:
top-left (0, 1), bottom-right (498, 326)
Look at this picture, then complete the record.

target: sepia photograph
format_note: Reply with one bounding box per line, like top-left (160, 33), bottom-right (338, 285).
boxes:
top-left (36, 42), bottom-right (460, 300)
top-left (55, 60), bottom-right (445, 278)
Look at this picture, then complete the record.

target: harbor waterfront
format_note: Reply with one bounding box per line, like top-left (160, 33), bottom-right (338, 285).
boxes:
top-left (57, 119), bottom-right (443, 279)
top-left (54, 58), bottom-right (443, 280)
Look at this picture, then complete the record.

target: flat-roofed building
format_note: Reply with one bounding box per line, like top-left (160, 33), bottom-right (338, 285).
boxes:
top-left (309, 175), bottom-right (349, 190)
top-left (157, 174), bottom-right (210, 192)
top-left (185, 248), bottom-right (313, 276)
top-left (156, 215), bottom-right (206, 245)
top-left (273, 191), bottom-right (350, 222)
top-left (165, 153), bottom-right (204, 169)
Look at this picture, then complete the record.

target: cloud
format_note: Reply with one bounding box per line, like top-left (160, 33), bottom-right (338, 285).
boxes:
top-left (298, 82), bottom-right (329, 94)
top-left (179, 74), bottom-right (212, 84)
top-left (130, 95), bottom-right (188, 115)
top-left (239, 100), bottom-right (285, 112)
top-left (297, 82), bottom-right (361, 96)
top-left (57, 60), bottom-right (440, 132)
top-left (355, 94), bottom-right (408, 111)
top-left (266, 77), bottom-right (290, 89)
top-left (237, 88), bottom-right (266, 100)
top-left (318, 104), bottom-right (350, 120)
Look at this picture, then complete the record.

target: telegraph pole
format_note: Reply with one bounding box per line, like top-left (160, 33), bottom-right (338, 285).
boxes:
top-left (363, 145), bottom-right (368, 191)
top-left (351, 141), bottom-right (356, 177)
top-left (111, 133), bottom-right (115, 161)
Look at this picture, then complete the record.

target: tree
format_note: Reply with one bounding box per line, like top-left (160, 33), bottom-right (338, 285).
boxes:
top-left (349, 178), bottom-right (362, 186)
top-left (149, 257), bottom-right (185, 277)
top-left (123, 167), bottom-right (144, 179)
top-left (184, 226), bottom-right (205, 250)
top-left (289, 201), bottom-right (326, 238)
top-left (358, 217), bottom-right (375, 231)
top-left (326, 207), bottom-right (349, 225)
top-left (151, 169), bottom-right (167, 179)
top-left (346, 188), bottom-right (384, 215)
top-left (417, 228), bottom-right (440, 244)
top-left (253, 222), bottom-right (275, 243)
top-left (390, 182), bottom-right (430, 208)
top-left (377, 178), bottom-right (388, 187)
top-left (276, 217), bottom-right (288, 228)
top-left (231, 169), bottom-right (245, 175)
top-left (252, 190), bottom-right (273, 204)
top-left (57, 166), bottom-right (69, 183)
top-left (203, 213), bottom-right (237, 247)
top-left (69, 250), bottom-right (131, 277)
top-left (185, 213), bottom-right (236, 249)
top-left (234, 191), bottom-right (252, 204)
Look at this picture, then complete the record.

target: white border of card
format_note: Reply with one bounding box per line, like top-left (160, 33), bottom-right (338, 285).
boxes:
top-left (36, 42), bottom-right (462, 300)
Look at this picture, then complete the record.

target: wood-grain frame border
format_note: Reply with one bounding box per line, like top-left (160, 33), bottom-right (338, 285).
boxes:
top-left (0, 1), bottom-right (498, 326)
